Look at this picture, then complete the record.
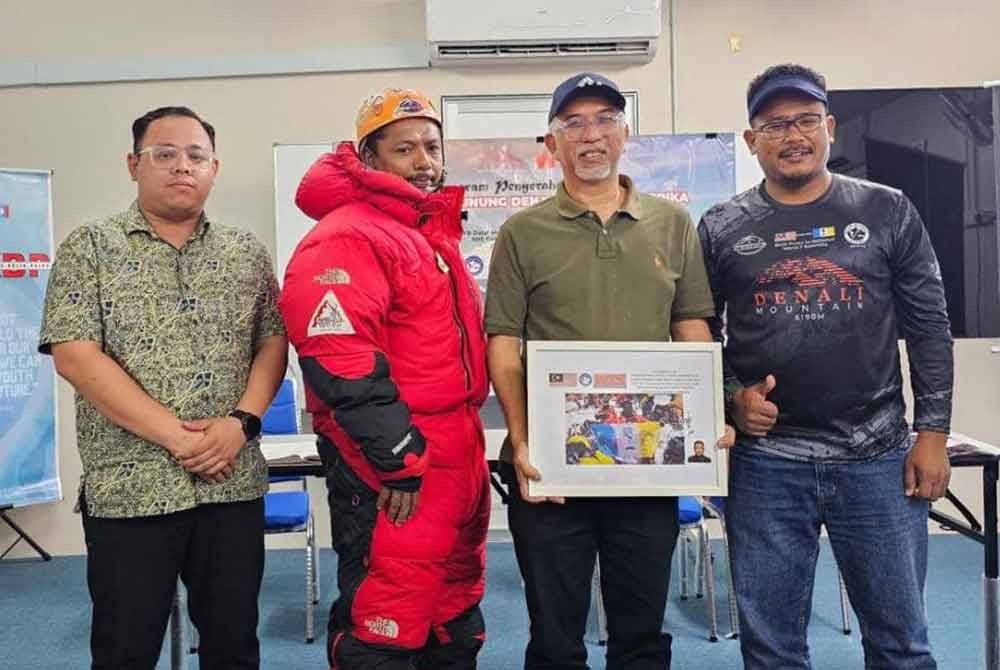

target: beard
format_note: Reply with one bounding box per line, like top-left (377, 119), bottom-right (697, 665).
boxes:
top-left (573, 164), bottom-right (612, 181)
top-left (772, 168), bottom-right (820, 190)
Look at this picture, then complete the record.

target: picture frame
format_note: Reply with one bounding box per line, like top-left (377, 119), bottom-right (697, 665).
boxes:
top-left (526, 341), bottom-right (727, 497)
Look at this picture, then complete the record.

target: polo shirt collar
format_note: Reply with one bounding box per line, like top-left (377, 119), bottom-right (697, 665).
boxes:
top-left (122, 200), bottom-right (211, 240)
top-left (555, 175), bottom-right (643, 221)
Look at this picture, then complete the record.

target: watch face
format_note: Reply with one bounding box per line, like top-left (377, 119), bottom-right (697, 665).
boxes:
top-left (231, 410), bottom-right (261, 439)
top-left (245, 413), bottom-right (262, 438)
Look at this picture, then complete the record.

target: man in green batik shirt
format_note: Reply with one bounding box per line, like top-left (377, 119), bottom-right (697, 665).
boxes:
top-left (39, 106), bottom-right (287, 670)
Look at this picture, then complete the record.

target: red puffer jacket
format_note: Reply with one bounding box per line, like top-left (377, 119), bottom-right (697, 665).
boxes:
top-left (279, 141), bottom-right (488, 492)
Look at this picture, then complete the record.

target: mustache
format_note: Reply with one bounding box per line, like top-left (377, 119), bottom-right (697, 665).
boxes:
top-left (778, 145), bottom-right (813, 157)
top-left (575, 146), bottom-right (608, 159)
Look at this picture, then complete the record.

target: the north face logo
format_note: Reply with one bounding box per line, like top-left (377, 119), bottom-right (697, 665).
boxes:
top-left (364, 617), bottom-right (400, 639)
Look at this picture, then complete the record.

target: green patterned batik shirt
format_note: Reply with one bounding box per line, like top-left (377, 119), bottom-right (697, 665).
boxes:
top-left (39, 201), bottom-right (286, 518)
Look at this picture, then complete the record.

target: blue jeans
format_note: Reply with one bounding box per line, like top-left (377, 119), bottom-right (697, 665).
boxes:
top-left (727, 445), bottom-right (936, 670)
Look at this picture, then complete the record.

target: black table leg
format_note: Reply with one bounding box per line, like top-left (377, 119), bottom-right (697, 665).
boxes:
top-left (984, 462), bottom-right (998, 670)
top-left (0, 508), bottom-right (52, 561)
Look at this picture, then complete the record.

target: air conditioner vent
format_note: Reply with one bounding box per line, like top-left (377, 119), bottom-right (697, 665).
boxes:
top-left (433, 40), bottom-right (655, 64)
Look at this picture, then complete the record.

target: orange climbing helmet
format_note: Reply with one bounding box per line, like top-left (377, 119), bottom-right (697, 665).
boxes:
top-left (356, 88), bottom-right (442, 152)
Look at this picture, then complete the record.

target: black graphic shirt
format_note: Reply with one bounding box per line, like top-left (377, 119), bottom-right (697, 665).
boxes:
top-left (698, 175), bottom-right (953, 461)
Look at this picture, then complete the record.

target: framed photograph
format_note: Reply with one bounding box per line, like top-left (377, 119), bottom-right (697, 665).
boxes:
top-left (526, 341), bottom-right (727, 497)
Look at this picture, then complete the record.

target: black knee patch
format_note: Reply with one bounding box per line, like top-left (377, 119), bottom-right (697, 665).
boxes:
top-left (417, 606), bottom-right (485, 669)
top-left (334, 634), bottom-right (416, 670)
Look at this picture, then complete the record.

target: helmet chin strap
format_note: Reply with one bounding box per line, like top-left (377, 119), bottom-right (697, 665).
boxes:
top-left (430, 166), bottom-right (447, 192)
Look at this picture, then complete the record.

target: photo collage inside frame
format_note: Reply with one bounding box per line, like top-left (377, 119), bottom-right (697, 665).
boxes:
top-left (563, 392), bottom-right (712, 467)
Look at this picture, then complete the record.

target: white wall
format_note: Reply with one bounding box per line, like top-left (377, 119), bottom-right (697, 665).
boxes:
top-left (2, 0), bottom-right (999, 557)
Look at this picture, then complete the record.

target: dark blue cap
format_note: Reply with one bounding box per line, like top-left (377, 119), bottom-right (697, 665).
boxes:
top-left (747, 75), bottom-right (827, 119)
top-left (548, 72), bottom-right (627, 122)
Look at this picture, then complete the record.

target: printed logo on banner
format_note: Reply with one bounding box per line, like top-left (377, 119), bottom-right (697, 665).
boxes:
top-left (464, 255), bottom-right (484, 276)
top-left (1, 252), bottom-right (51, 279)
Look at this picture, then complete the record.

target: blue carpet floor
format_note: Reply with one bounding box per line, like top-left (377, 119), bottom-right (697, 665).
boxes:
top-left (0, 535), bottom-right (985, 669)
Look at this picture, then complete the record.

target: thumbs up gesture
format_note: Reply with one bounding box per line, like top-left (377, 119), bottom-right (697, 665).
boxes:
top-left (732, 374), bottom-right (779, 437)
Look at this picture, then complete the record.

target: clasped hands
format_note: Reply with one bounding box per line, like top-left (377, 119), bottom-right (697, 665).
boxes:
top-left (165, 416), bottom-right (247, 483)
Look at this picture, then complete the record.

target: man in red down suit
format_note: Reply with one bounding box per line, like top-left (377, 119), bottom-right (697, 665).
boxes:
top-left (279, 88), bottom-right (490, 670)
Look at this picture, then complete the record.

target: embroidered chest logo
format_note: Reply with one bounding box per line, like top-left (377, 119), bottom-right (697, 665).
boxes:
top-left (308, 290), bottom-right (355, 336)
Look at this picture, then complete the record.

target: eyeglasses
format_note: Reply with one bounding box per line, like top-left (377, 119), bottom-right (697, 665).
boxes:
top-left (752, 112), bottom-right (825, 140)
top-left (136, 145), bottom-right (215, 171)
top-left (550, 111), bottom-right (625, 140)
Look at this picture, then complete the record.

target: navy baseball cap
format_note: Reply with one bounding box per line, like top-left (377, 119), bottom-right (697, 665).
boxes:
top-left (747, 74), bottom-right (827, 119)
top-left (549, 72), bottom-right (627, 122)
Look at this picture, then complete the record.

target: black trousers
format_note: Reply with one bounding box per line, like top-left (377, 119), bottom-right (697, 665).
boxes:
top-left (81, 495), bottom-right (265, 670)
top-left (502, 464), bottom-right (677, 670)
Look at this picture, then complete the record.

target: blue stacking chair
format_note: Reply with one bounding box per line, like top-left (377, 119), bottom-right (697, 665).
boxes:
top-left (262, 378), bottom-right (320, 643)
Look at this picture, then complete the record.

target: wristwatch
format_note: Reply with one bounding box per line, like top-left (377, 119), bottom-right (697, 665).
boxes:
top-left (228, 409), bottom-right (262, 441)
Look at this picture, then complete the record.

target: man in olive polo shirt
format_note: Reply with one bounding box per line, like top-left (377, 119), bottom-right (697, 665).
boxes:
top-left (486, 73), bottom-right (729, 669)
top-left (39, 106), bottom-right (287, 670)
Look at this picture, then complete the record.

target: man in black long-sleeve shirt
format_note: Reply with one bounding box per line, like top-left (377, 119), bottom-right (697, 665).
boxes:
top-left (698, 63), bottom-right (951, 670)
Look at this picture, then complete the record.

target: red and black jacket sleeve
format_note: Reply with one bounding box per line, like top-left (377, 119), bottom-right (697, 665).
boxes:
top-left (279, 230), bottom-right (427, 491)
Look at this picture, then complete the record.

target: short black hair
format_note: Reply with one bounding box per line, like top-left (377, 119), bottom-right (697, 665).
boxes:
top-left (746, 64), bottom-right (827, 115)
top-left (131, 106), bottom-right (216, 154)
top-left (360, 126), bottom-right (388, 161)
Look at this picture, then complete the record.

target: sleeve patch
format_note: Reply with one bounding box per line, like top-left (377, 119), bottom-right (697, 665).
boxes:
top-left (307, 290), bottom-right (356, 336)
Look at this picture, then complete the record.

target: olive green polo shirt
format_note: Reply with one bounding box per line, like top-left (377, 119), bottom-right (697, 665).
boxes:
top-left (39, 201), bottom-right (285, 518)
top-left (485, 176), bottom-right (715, 462)
top-left (485, 175), bottom-right (715, 343)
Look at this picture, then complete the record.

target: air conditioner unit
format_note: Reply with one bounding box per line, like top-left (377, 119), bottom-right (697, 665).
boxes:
top-left (427, 1), bottom-right (662, 67)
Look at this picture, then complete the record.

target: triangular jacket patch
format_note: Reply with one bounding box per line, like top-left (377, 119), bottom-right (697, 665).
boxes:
top-left (307, 290), bottom-right (356, 336)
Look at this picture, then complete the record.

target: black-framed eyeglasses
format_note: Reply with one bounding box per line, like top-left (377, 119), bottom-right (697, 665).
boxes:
top-left (136, 145), bottom-right (215, 172)
top-left (752, 112), bottom-right (825, 140)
